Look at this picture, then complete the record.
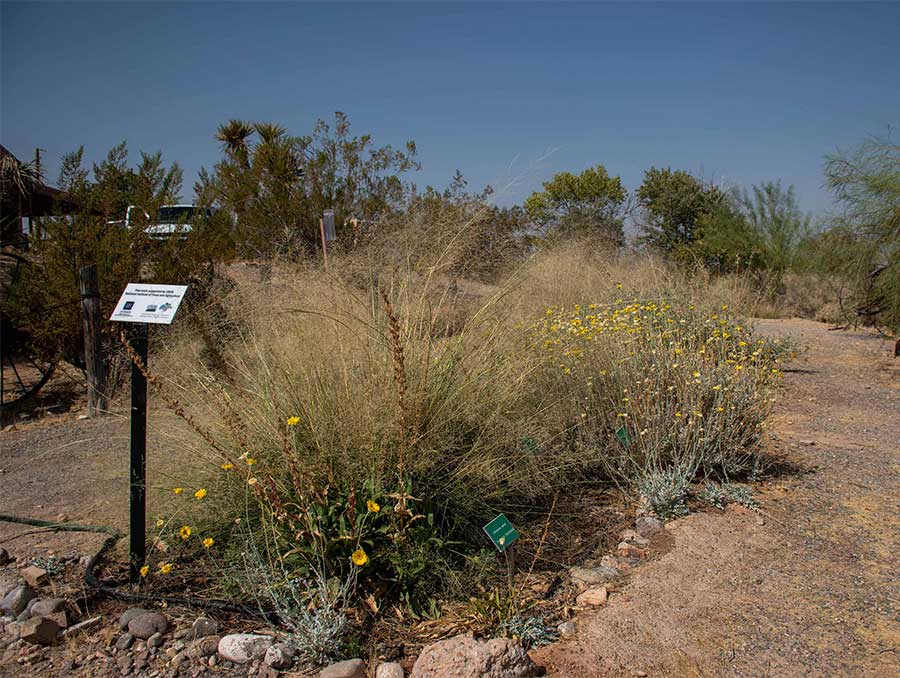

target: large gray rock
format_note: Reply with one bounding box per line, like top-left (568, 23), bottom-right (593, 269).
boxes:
top-left (0, 586), bottom-right (37, 617)
top-left (320, 658), bottom-right (366, 678)
top-left (410, 635), bottom-right (538, 678)
top-left (29, 598), bottom-right (66, 618)
top-left (118, 608), bottom-right (150, 631)
top-left (569, 565), bottom-right (619, 592)
top-left (127, 611), bottom-right (168, 639)
top-left (218, 633), bottom-right (273, 664)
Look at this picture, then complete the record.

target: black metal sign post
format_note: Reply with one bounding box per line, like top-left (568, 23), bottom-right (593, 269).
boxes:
top-left (109, 282), bottom-right (188, 584)
top-left (129, 322), bottom-right (148, 582)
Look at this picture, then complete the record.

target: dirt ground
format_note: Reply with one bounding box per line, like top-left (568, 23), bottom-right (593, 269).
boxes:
top-left (2, 318), bottom-right (899, 676)
top-left (533, 319), bottom-right (900, 676)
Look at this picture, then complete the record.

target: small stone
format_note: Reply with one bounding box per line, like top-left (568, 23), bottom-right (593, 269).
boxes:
top-left (218, 634), bottom-right (274, 664)
top-left (165, 647), bottom-right (179, 659)
top-left (62, 615), bottom-right (101, 638)
top-left (190, 616), bottom-right (218, 639)
top-left (20, 616), bottom-right (59, 645)
top-left (634, 515), bottom-right (664, 538)
top-left (127, 612), bottom-right (168, 640)
top-left (799, 439), bottom-right (815, 446)
top-left (616, 542), bottom-right (647, 560)
top-left (0, 549), bottom-right (11, 566)
top-left (187, 635), bottom-right (221, 659)
top-left (376, 662), bottom-right (405, 678)
top-left (117, 654), bottom-right (133, 671)
top-left (208, 655), bottom-right (217, 666)
top-left (1, 586), bottom-right (37, 617)
top-left (4, 621), bottom-right (22, 640)
top-left (576, 586), bottom-right (609, 607)
top-left (320, 658), bottom-right (366, 678)
top-left (264, 643), bottom-right (295, 670)
top-left (115, 633), bottom-right (135, 651)
top-left (29, 598), bottom-right (66, 618)
top-left (171, 651), bottom-right (188, 668)
top-left (173, 640), bottom-right (185, 652)
top-left (56, 514), bottom-right (69, 523)
top-left (557, 621), bottom-right (577, 638)
top-left (118, 608), bottom-right (149, 631)
top-left (601, 555), bottom-right (633, 572)
top-left (621, 529), bottom-right (649, 547)
top-left (20, 567), bottom-right (49, 589)
top-left (147, 632), bottom-right (164, 648)
top-left (632, 671), bottom-right (648, 677)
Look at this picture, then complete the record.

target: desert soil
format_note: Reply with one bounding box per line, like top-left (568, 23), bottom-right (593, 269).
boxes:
top-left (2, 318), bottom-right (899, 677)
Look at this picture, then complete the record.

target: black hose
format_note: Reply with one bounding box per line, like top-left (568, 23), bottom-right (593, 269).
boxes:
top-left (0, 514), bottom-right (274, 620)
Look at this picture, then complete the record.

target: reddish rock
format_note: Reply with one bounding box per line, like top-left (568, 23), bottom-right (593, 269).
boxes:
top-left (20, 616), bottom-right (59, 645)
top-left (20, 567), bottom-right (49, 589)
top-left (410, 634), bottom-right (538, 678)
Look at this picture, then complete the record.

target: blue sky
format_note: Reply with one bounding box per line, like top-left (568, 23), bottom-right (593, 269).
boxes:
top-left (3, 1), bottom-right (899, 218)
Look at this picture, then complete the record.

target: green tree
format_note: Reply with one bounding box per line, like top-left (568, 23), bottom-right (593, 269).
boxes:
top-left (699, 182), bottom-right (812, 283)
top-left (2, 142), bottom-right (229, 371)
top-left (822, 137), bottom-right (900, 331)
top-left (637, 167), bottom-right (724, 251)
top-left (524, 165), bottom-right (627, 244)
top-left (211, 113), bottom-right (419, 257)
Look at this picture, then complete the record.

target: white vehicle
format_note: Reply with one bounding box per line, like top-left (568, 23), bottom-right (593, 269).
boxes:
top-left (125, 204), bottom-right (211, 240)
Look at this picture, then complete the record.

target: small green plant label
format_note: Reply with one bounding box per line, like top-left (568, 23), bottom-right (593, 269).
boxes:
top-left (615, 425), bottom-right (634, 448)
top-left (483, 514), bottom-right (519, 553)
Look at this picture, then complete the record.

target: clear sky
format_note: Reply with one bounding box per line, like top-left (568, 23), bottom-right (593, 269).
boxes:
top-left (3, 1), bottom-right (899, 218)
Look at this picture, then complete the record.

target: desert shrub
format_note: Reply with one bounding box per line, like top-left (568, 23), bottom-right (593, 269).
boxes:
top-left (143, 236), bottom-right (786, 614)
top-left (530, 292), bottom-right (784, 483)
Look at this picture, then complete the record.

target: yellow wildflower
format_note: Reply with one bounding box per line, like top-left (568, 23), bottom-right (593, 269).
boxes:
top-left (366, 500), bottom-right (381, 513)
top-left (139, 565), bottom-right (149, 578)
top-left (202, 538), bottom-right (214, 549)
top-left (286, 416), bottom-right (301, 426)
top-left (179, 525), bottom-right (191, 540)
top-left (351, 549), bottom-right (369, 567)
top-left (194, 488), bottom-right (207, 500)
top-left (158, 562), bottom-right (173, 574)
top-left (221, 463), bottom-right (234, 471)
top-left (245, 457), bottom-right (257, 466)
top-left (173, 487), bottom-right (184, 495)
top-left (155, 518), bottom-right (164, 528)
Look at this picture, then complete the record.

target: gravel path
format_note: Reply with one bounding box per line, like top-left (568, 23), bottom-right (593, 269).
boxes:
top-left (533, 319), bottom-right (900, 676)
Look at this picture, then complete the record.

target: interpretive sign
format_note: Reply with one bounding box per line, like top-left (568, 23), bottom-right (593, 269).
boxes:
top-left (109, 281), bottom-right (188, 582)
top-left (483, 514), bottom-right (520, 553)
top-left (110, 283), bottom-right (188, 325)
